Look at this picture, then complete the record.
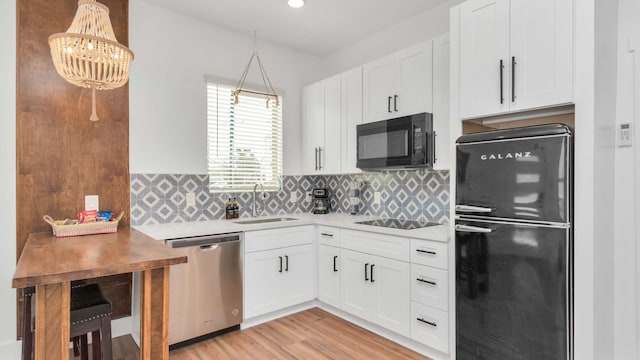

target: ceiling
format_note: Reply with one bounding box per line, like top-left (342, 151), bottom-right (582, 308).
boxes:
top-left (140, 0), bottom-right (448, 56)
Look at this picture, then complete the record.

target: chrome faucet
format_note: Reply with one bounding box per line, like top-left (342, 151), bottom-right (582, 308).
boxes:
top-left (252, 183), bottom-right (265, 217)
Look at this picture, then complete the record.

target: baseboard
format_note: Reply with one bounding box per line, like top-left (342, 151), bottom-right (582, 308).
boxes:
top-left (241, 300), bottom-right (318, 329)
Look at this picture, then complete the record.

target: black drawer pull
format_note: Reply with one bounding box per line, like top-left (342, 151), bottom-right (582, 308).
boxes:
top-left (417, 317), bottom-right (437, 327)
top-left (365, 263), bottom-right (369, 281)
top-left (285, 255), bottom-right (289, 272)
top-left (416, 249), bottom-right (437, 255)
top-left (333, 255), bottom-right (338, 272)
top-left (370, 264), bottom-right (375, 283)
top-left (417, 278), bottom-right (437, 286)
top-left (387, 96), bottom-right (392, 113)
top-left (321, 232), bottom-right (334, 237)
top-left (279, 256), bottom-right (283, 273)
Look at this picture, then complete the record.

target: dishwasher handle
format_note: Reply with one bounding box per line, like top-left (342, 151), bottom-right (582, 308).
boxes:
top-left (166, 233), bottom-right (242, 248)
top-left (198, 244), bottom-right (219, 252)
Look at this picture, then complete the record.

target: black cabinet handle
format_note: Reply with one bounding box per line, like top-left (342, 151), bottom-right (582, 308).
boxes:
top-left (333, 255), bottom-right (338, 272)
top-left (285, 255), bottom-right (289, 272)
top-left (370, 264), bottom-right (375, 283)
top-left (279, 256), bottom-right (283, 273)
top-left (365, 263), bottom-right (369, 281)
top-left (393, 95), bottom-right (398, 112)
top-left (511, 56), bottom-right (516, 102)
top-left (499, 59), bottom-right (504, 104)
top-left (417, 317), bottom-right (437, 327)
top-left (417, 278), bottom-right (437, 286)
top-left (387, 96), bottom-right (392, 113)
top-left (321, 232), bottom-right (333, 237)
top-left (314, 148), bottom-right (318, 171)
top-left (318, 147), bottom-right (322, 171)
top-left (416, 249), bottom-right (437, 255)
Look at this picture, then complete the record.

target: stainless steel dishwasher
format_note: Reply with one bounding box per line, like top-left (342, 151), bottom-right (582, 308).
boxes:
top-left (165, 232), bottom-right (243, 347)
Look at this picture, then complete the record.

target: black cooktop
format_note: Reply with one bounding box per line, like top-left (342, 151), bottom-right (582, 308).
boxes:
top-left (354, 218), bottom-right (440, 230)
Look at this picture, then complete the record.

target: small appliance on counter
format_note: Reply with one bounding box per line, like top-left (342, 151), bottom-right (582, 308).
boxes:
top-left (312, 188), bottom-right (330, 214)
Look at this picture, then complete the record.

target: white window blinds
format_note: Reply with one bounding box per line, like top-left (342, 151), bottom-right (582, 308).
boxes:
top-left (207, 82), bottom-right (283, 192)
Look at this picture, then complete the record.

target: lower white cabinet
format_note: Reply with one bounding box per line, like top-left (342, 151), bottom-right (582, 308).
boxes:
top-left (341, 248), bottom-right (411, 337)
top-left (244, 227), bottom-right (316, 319)
top-left (318, 244), bottom-right (341, 308)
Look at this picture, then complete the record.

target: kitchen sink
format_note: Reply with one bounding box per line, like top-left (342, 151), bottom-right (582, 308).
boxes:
top-left (234, 217), bottom-right (299, 225)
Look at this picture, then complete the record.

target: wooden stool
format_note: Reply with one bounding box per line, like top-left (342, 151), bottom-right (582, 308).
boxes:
top-left (22, 283), bottom-right (113, 360)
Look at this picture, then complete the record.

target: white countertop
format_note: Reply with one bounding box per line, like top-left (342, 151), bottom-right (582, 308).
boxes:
top-left (133, 212), bottom-right (450, 242)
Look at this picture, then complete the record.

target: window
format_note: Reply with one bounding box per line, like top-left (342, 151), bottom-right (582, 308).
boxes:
top-left (206, 81), bottom-right (283, 192)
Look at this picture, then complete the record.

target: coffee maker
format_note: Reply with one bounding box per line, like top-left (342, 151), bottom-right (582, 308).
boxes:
top-left (312, 188), bottom-right (330, 214)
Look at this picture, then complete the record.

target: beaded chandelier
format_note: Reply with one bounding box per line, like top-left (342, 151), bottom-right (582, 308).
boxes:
top-left (49, 0), bottom-right (134, 121)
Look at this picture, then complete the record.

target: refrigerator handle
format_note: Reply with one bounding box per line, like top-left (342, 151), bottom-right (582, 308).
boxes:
top-left (455, 205), bottom-right (493, 213)
top-left (455, 224), bottom-right (494, 233)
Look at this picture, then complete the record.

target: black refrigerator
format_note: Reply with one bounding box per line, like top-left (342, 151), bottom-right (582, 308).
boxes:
top-left (455, 124), bottom-right (573, 360)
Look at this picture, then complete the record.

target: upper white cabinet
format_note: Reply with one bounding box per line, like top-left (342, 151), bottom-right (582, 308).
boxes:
top-left (457, 0), bottom-right (573, 119)
top-left (341, 67), bottom-right (363, 174)
top-left (302, 75), bottom-right (342, 175)
top-left (363, 41), bottom-right (433, 123)
top-left (432, 33), bottom-right (451, 171)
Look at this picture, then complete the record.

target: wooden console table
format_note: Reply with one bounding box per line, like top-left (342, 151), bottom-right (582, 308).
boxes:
top-left (12, 228), bottom-right (187, 360)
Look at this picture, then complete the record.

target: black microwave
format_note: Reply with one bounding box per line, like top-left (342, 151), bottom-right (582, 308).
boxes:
top-left (356, 113), bottom-right (433, 169)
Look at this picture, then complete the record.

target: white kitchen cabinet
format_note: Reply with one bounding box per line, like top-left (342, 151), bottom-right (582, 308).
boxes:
top-left (432, 33), bottom-right (451, 170)
top-left (411, 301), bottom-right (449, 353)
top-left (340, 66), bottom-right (363, 174)
top-left (363, 41), bottom-right (433, 123)
top-left (340, 248), bottom-right (411, 337)
top-left (244, 227), bottom-right (316, 319)
top-left (457, 0), bottom-right (573, 119)
top-left (318, 244), bottom-right (341, 308)
top-left (302, 75), bottom-right (341, 175)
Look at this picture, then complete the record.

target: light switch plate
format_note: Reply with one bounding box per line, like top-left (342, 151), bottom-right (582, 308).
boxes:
top-left (85, 195), bottom-right (99, 211)
top-left (290, 191), bottom-right (297, 203)
top-left (186, 192), bottom-right (196, 207)
top-left (618, 122), bottom-right (633, 147)
top-left (374, 192), bottom-right (381, 205)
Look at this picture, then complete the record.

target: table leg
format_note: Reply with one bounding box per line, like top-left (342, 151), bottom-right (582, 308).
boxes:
top-left (140, 267), bottom-right (170, 360)
top-left (35, 281), bottom-right (70, 360)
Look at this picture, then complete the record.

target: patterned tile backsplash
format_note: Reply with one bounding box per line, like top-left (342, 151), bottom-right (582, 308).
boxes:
top-left (130, 170), bottom-right (450, 226)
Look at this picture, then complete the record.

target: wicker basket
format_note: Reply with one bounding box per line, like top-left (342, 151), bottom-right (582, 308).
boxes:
top-left (43, 212), bottom-right (124, 238)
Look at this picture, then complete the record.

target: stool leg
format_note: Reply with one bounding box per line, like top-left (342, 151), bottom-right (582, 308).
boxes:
top-left (21, 294), bottom-right (32, 360)
top-left (92, 330), bottom-right (101, 360)
top-left (101, 317), bottom-right (112, 360)
top-left (80, 335), bottom-right (88, 360)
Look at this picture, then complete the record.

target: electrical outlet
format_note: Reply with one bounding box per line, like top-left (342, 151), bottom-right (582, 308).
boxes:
top-left (186, 192), bottom-right (196, 207)
top-left (374, 192), bottom-right (381, 205)
top-left (306, 192), bottom-right (313, 202)
top-left (85, 195), bottom-right (99, 211)
top-left (290, 191), bottom-right (297, 203)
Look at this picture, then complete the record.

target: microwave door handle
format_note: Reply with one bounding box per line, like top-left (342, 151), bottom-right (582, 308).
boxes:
top-left (455, 205), bottom-right (493, 213)
top-left (432, 131), bottom-right (437, 164)
top-left (412, 125), bottom-right (416, 155)
top-left (455, 224), bottom-right (494, 233)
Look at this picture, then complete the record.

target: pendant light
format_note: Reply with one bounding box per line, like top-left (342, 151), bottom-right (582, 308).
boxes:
top-left (288, 0), bottom-right (305, 8)
top-left (49, 0), bottom-right (134, 122)
top-left (233, 32), bottom-right (279, 108)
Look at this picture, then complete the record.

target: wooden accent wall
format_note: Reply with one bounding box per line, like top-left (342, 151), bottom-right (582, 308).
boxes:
top-left (16, 0), bottom-right (132, 335)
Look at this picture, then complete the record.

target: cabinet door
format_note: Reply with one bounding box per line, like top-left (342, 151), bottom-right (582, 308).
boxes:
top-left (282, 244), bottom-right (316, 308)
top-left (340, 249), bottom-right (371, 319)
top-left (244, 248), bottom-right (283, 319)
top-left (395, 41), bottom-right (433, 117)
top-left (341, 67), bottom-right (363, 174)
top-left (320, 75), bottom-right (342, 174)
top-left (459, 0), bottom-right (510, 119)
top-left (509, 0), bottom-right (573, 111)
top-left (302, 82), bottom-right (324, 174)
top-left (318, 245), bottom-right (341, 308)
top-left (363, 54), bottom-right (395, 123)
top-left (432, 33), bottom-right (450, 171)
top-left (369, 254), bottom-right (411, 337)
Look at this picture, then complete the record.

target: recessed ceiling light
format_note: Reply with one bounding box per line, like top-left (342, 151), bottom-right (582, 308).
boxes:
top-left (288, 0), bottom-right (305, 8)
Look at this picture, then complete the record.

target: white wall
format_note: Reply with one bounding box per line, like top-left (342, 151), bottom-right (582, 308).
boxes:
top-left (0, 0), bottom-right (19, 357)
top-left (129, 0), bottom-right (324, 176)
top-left (319, 0), bottom-right (464, 78)
top-left (614, 0), bottom-right (640, 358)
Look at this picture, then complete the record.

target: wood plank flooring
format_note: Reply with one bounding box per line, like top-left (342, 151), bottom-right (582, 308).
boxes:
top-left (107, 308), bottom-right (430, 360)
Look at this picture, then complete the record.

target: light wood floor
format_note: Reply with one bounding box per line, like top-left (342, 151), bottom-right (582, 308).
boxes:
top-left (107, 308), bottom-right (430, 360)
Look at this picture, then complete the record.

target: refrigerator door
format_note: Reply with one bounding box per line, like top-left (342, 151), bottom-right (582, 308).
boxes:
top-left (455, 219), bottom-right (570, 360)
top-left (456, 125), bottom-right (571, 223)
